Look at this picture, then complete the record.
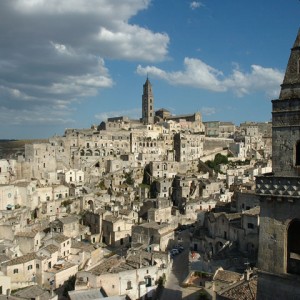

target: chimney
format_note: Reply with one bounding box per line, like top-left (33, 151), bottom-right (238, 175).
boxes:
top-left (244, 265), bottom-right (252, 281)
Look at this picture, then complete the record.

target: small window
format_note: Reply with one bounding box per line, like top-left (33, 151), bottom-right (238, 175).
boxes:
top-left (127, 281), bottom-right (132, 290)
top-left (248, 223), bottom-right (254, 229)
top-left (36, 264), bottom-right (39, 269)
top-left (13, 269), bottom-right (18, 274)
top-left (28, 265), bottom-right (33, 270)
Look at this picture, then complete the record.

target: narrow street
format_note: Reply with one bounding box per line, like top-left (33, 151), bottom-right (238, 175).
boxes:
top-left (159, 230), bottom-right (191, 300)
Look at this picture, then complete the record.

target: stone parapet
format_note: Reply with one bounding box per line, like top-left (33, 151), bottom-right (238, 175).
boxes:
top-left (256, 175), bottom-right (300, 198)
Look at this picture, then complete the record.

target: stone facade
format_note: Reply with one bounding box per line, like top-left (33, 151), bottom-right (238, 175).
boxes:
top-left (142, 78), bottom-right (154, 124)
top-left (256, 29), bottom-right (300, 299)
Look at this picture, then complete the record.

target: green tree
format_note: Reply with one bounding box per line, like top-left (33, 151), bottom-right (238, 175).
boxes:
top-left (214, 153), bottom-right (228, 165)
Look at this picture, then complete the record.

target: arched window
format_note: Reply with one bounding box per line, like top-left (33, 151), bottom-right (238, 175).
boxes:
top-left (296, 141), bottom-right (300, 166)
top-left (287, 219), bottom-right (300, 275)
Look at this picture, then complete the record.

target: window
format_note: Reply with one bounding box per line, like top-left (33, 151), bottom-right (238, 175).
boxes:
top-left (127, 281), bottom-right (132, 290)
top-left (247, 223), bottom-right (254, 229)
top-left (145, 277), bottom-right (152, 287)
top-left (28, 265), bottom-right (33, 270)
top-left (13, 269), bottom-right (18, 274)
top-left (36, 264), bottom-right (39, 269)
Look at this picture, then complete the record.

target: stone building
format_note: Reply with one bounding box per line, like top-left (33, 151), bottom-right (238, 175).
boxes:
top-left (131, 221), bottom-right (175, 251)
top-left (0, 159), bottom-right (17, 184)
top-left (256, 29), bottom-right (300, 299)
top-left (174, 132), bottom-right (204, 162)
top-left (102, 215), bottom-right (133, 247)
top-left (75, 250), bottom-right (170, 299)
top-left (142, 77), bottom-right (154, 124)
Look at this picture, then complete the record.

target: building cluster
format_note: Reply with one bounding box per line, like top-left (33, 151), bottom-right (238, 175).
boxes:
top-left (4, 43), bottom-right (294, 299)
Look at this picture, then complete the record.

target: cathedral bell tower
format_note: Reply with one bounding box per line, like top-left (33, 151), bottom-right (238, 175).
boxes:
top-left (142, 77), bottom-right (154, 124)
top-left (256, 29), bottom-right (300, 299)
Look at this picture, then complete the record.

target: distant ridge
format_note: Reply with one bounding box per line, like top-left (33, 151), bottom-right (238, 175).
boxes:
top-left (0, 139), bottom-right (18, 142)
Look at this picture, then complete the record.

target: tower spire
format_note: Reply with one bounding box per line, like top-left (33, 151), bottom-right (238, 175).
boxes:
top-left (142, 77), bottom-right (154, 124)
top-left (279, 28), bottom-right (300, 100)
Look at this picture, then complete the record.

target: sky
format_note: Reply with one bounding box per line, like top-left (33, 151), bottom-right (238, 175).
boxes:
top-left (0, 0), bottom-right (299, 139)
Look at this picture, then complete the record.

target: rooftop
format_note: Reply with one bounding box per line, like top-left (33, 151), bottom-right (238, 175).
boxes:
top-left (213, 268), bottom-right (242, 284)
top-left (5, 253), bottom-right (43, 266)
top-left (218, 276), bottom-right (257, 300)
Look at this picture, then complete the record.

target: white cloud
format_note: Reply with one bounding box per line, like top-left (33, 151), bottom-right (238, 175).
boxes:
top-left (0, 105), bottom-right (74, 126)
top-left (137, 58), bottom-right (226, 92)
top-left (97, 23), bottom-right (169, 61)
top-left (224, 64), bottom-right (283, 97)
top-left (201, 107), bottom-right (216, 116)
top-left (0, 0), bottom-right (169, 129)
top-left (190, 1), bottom-right (203, 10)
top-left (137, 58), bottom-right (284, 97)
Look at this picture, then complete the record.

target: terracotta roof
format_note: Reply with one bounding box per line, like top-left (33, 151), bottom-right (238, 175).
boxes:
top-left (218, 276), bottom-right (257, 300)
top-left (53, 234), bottom-right (70, 243)
top-left (58, 215), bottom-right (79, 224)
top-left (41, 244), bottom-right (59, 254)
top-left (71, 240), bottom-right (96, 252)
top-left (5, 253), bottom-right (43, 266)
top-left (89, 256), bottom-right (121, 275)
top-left (213, 268), bottom-right (242, 283)
top-left (14, 285), bottom-right (52, 299)
top-left (15, 230), bottom-right (38, 238)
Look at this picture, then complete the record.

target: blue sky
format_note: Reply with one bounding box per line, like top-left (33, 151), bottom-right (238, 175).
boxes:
top-left (0, 0), bottom-right (299, 139)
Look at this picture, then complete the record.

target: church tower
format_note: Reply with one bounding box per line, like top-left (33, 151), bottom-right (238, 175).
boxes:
top-left (256, 29), bottom-right (300, 299)
top-left (142, 77), bottom-right (154, 124)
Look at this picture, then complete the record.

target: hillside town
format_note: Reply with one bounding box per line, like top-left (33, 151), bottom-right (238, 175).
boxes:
top-left (0, 76), bottom-right (271, 300)
top-left (0, 29), bottom-right (300, 300)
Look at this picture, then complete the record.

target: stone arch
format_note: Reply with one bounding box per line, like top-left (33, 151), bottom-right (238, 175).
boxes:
top-left (80, 149), bottom-right (85, 156)
top-left (86, 149), bottom-right (92, 156)
top-left (287, 218), bottom-right (300, 275)
top-left (87, 200), bottom-right (94, 211)
top-left (94, 149), bottom-right (100, 156)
